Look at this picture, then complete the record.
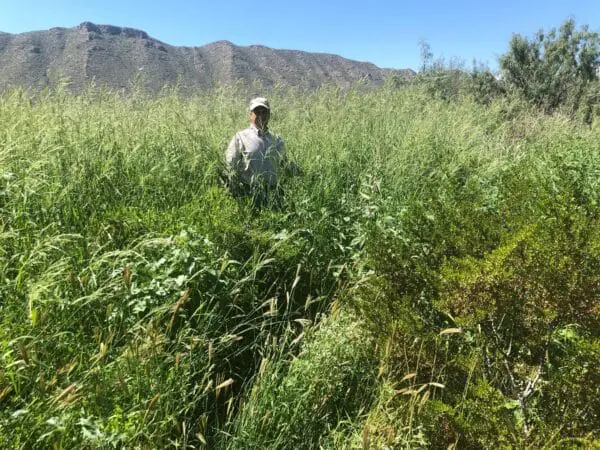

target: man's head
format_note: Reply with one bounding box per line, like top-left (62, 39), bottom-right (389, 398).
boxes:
top-left (249, 97), bottom-right (270, 131)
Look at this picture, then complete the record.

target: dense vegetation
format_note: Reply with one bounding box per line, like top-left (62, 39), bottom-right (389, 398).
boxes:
top-left (417, 18), bottom-right (600, 124)
top-left (1, 19), bottom-right (600, 449)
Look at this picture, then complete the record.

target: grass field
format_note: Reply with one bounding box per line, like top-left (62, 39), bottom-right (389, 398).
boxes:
top-left (1, 84), bottom-right (599, 448)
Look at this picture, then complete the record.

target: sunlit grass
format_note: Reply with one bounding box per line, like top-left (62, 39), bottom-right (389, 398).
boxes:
top-left (1, 84), bottom-right (599, 448)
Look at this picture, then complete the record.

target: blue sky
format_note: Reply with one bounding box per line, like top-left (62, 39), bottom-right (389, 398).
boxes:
top-left (1, 1), bottom-right (599, 71)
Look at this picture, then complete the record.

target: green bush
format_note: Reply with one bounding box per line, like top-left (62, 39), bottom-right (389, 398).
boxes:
top-left (499, 19), bottom-right (600, 118)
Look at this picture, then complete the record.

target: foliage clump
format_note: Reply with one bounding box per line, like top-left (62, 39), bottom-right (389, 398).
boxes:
top-left (416, 18), bottom-right (600, 124)
top-left (499, 19), bottom-right (600, 118)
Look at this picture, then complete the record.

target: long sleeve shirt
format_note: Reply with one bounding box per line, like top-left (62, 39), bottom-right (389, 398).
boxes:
top-left (225, 125), bottom-right (285, 187)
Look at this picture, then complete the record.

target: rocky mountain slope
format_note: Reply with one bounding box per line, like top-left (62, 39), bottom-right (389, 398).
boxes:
top-left (0, 22), bottom-right (415, 93)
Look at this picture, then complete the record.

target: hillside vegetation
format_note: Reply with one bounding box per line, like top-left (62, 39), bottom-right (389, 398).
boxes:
top-left (2, 20), bottom-right (600, 448)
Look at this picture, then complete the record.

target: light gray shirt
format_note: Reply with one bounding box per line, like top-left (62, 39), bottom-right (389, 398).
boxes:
top-left (225, 125), bottom-right (285, 187)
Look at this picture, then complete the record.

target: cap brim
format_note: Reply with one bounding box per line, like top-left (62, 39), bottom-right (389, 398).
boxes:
top-left (251, 103), bottom-right (269, 111)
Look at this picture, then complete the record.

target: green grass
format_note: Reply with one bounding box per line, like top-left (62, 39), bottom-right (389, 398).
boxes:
top-left (1, 84), bottom-right (599, 448)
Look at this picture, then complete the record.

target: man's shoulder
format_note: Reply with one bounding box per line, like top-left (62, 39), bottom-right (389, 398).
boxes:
top-left (237, 126), bottom-right (257, 137)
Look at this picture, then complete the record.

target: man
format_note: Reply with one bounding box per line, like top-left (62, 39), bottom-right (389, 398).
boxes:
top-left (225, 97), bottom-right (287, 207)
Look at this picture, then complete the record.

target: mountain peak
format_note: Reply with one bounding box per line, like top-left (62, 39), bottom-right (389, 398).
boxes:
top-left (77, 22), bottom-right (150, 40)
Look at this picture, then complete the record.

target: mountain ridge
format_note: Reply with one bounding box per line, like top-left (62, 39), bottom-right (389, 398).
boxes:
top-left (0, 22), bottom-right (415, 93)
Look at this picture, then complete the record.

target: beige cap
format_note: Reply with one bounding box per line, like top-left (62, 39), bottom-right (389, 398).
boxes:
top-left (249, 97), bottom-right (270, 111)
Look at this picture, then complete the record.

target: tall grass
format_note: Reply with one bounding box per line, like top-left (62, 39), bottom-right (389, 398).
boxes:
top-left (1, 83), bottom-right (599, 448)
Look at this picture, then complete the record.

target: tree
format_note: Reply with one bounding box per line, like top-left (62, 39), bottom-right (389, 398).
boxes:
top-left (499, 19), bottom-right (600, 115)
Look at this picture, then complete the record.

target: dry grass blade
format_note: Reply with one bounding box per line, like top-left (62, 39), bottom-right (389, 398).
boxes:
top-left (291, 332), bottom-right (304, 345)
top-left (216, 378), bottom-right (235, 391)
top-left (52, 383), bottom-right (78, 405)
top-left (439, 328), bottom-right (463, 335)
top-left (167, 288), bottom-right (190, 333)
top-left (400, 372), bottom-right (417, 382)
top-left (215, 378), bottom-right (235, 399)
top-left (196, 432), bottom-right (207, 445)
top-left (0, 385), bottom-right (14, 401)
